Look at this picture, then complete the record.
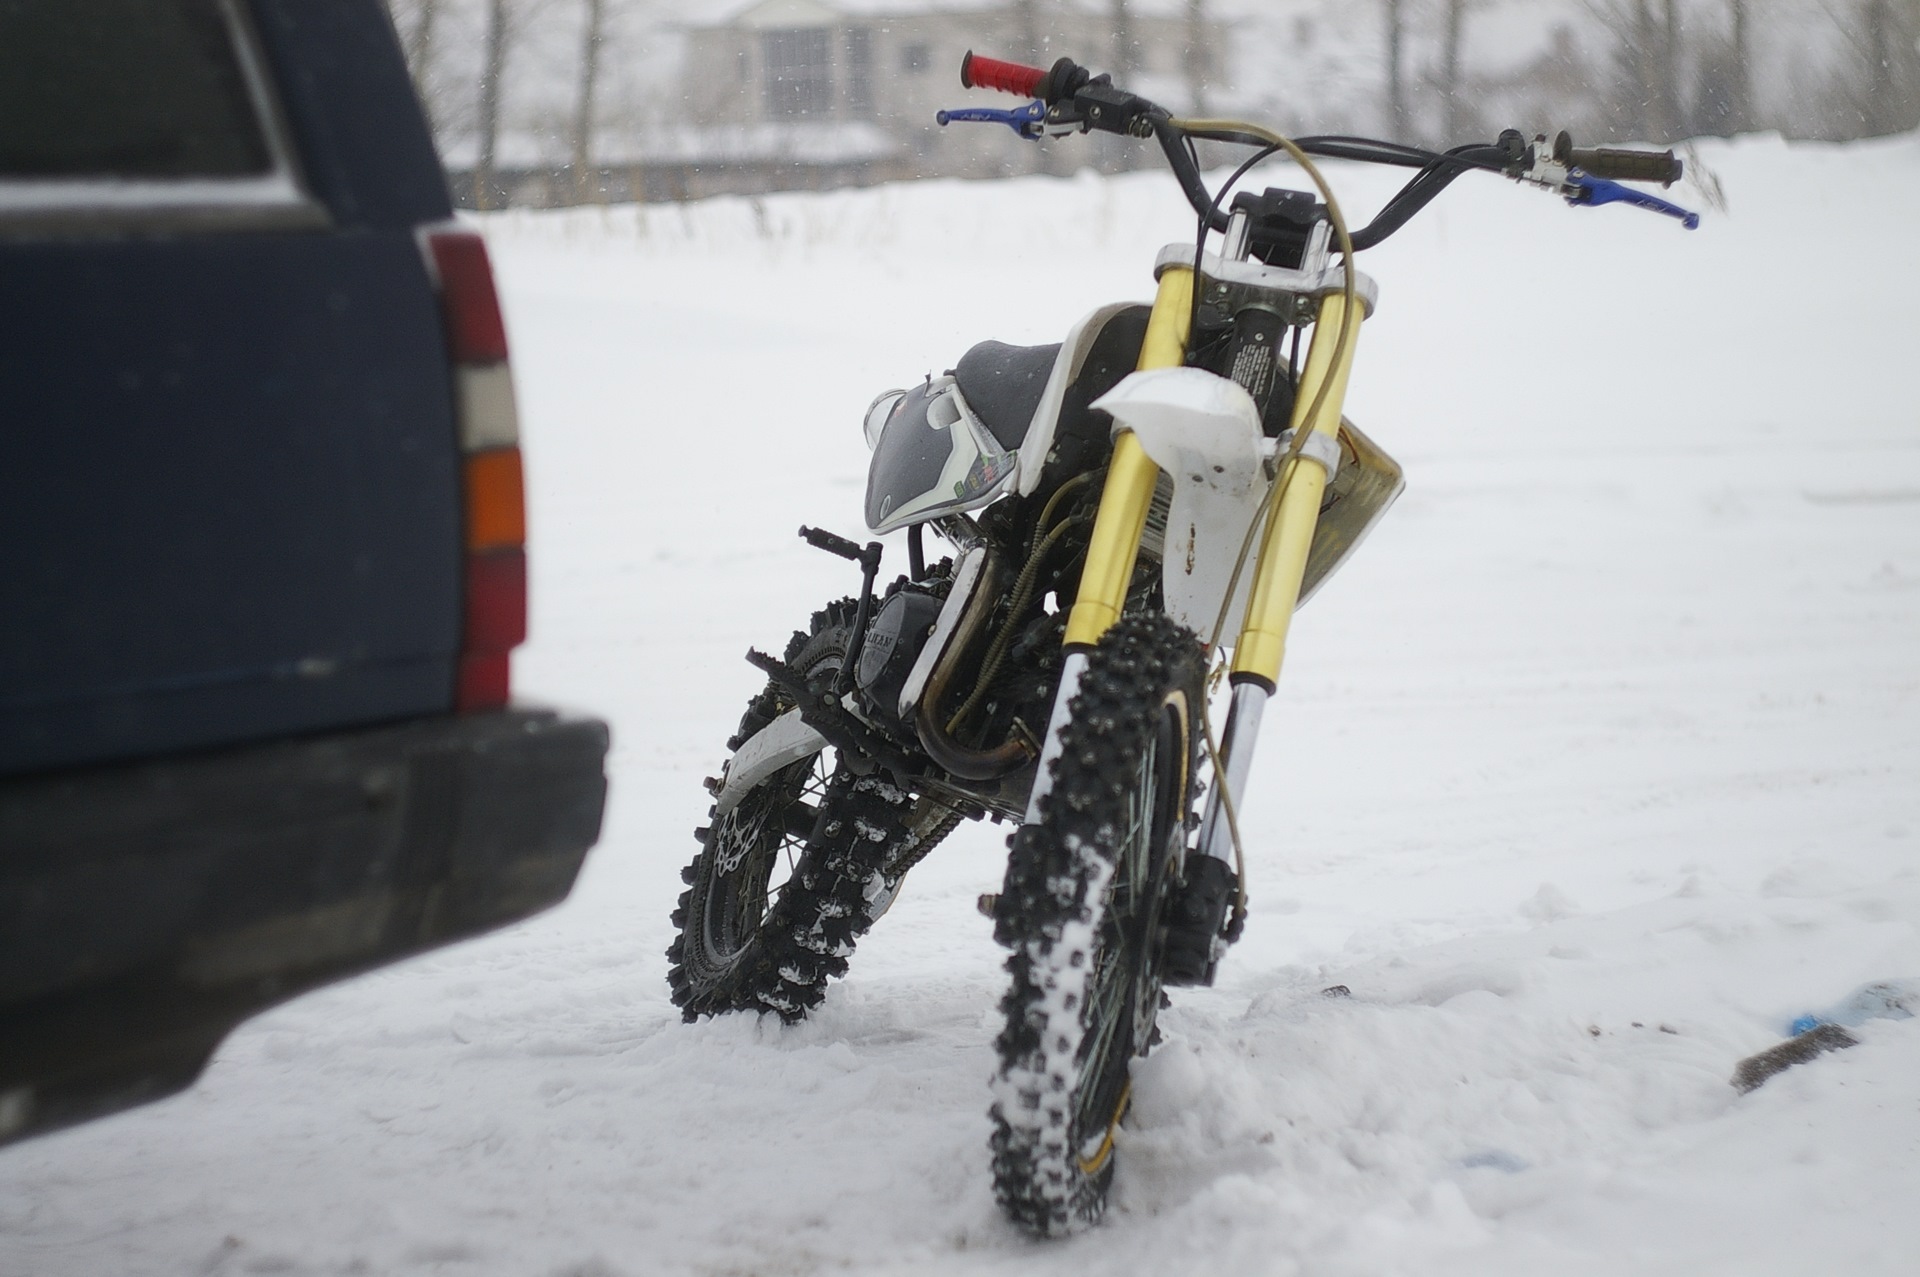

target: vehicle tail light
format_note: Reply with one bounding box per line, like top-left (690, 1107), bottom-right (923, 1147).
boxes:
top-left (426, 231), bottom-right (510, 363)
top-left (422, 226), bottom-right (526, 712)
top-left (458, 548), bottom-right (527, 710)
top-left (464, 448), bottom-right (526, 550)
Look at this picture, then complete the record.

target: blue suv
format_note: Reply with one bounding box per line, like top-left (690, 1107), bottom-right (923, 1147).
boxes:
top-left (0, 0), bottom-right (609, 1145)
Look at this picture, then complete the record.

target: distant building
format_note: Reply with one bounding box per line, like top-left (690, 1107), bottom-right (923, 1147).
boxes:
top-left (661, 0), bottom-right (1226, 197)
top-left (427, 0), bottom-right (1887, 209)
top-left (449, 0), bottom-right (1227, 207)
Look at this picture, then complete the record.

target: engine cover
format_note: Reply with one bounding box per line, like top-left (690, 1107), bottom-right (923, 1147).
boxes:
top-left (855, 588), bottom-right (945, 726)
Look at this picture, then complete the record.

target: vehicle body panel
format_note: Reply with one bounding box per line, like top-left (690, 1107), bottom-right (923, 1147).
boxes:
top-left (0, 0), bottom-right (609, 1148)
top-left (0, 708), bottom-right (608, 1146)
top-left (0, 0), bottom-right (461, 777)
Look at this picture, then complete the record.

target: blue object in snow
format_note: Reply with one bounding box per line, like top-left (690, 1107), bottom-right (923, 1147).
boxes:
top-left (1788, 979), bottom-right (1920, 1036)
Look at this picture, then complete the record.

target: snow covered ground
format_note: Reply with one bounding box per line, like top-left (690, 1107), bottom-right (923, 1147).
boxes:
top-left (5, 132), bottom-right (1919, 1275)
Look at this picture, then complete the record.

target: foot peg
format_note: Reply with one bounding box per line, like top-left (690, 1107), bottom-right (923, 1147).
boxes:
top-left (799, 525), bottom-right (880, 569)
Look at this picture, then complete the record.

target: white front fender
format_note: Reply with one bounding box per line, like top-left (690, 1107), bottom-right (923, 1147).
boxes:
top-left (1093, 367), bottom-right (1270, 640)
top-left (713, 708), bottom-right (828, 816)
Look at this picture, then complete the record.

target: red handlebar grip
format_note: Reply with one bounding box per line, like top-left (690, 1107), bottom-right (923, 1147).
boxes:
top-left (961, 51), bottom-right (1047, 98)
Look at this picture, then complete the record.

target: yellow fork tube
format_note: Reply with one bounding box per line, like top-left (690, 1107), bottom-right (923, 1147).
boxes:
top-left (1063, 267), bottom-right (1193, 648)
top-left (1230, 293), bottom-right (1364, 686)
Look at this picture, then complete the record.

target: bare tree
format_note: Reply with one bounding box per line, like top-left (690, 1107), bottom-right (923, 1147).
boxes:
top-left (1660, 0), bottom-right (1683, 133)
top-left (1725, 0), bottom-right (1751, 131)
top-left (1690, 0), bottom-right (1753, 136)
top-left (1436, 0), bottom-right (1474, 143)
top-left (1185, 0), bottom-right (1212, 115)
top-left (572, 0), bottom-right (606, 198)
top-left (1856, 0), bottom-right (1920, 134)
top-left (1014, 0), bottom-right (1042, 63)
top-left (1627, 0), bottom-right (1677, 139)
top-left (382, 0), bottom-right (444, 127)
top-left (402, 0), bottom-right (440, 91)
top-left (1588, 0), bottom-right (1687, 141)
top-left (1112, 0), bottom-right (1138, 72)
top-left (475, 0), bottom-right (511, 210)
top-left (1384, 0), bottom-right (1410, 137)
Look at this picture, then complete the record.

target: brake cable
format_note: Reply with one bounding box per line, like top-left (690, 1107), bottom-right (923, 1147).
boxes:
top-left (1159, 116), bottom-right (1361, 938)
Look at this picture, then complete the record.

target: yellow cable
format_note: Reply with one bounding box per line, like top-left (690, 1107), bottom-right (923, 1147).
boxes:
top-left (1171, 115), bottom-right (1360, 658)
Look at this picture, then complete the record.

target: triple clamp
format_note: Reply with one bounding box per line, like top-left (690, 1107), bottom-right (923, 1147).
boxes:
top-left (1155, 243), bottom-right (1380, 324)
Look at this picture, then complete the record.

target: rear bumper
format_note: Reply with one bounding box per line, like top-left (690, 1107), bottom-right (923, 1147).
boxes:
top-left (0, 706), bottom-right (608, 1147)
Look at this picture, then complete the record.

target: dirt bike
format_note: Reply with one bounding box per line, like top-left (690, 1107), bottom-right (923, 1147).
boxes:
top-left (666, 50), bottom-right (1697, 1235)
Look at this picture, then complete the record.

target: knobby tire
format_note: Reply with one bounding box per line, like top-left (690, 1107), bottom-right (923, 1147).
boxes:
top-left (667, 601), bottom-right (957, 1022)
top-left (988, 612), bottom-right (1206, 1235)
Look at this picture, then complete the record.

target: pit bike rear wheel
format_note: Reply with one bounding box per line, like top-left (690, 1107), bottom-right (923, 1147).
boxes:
top-left (667, 601), bottom-right (958, 1022)
top-left (988, 612), bottom-right (1206, 1234)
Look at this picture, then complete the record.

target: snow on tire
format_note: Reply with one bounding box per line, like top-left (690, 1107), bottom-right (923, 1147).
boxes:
top-left (667, 601), bottom-right (954, 1023)
top-left (988, 613), bottom-right (1205, 1235)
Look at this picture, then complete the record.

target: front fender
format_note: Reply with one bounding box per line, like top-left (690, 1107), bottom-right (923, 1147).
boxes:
top-left (1094, 367), bottom-right (1269, 638)
top-left (1095, 367), bottom-right (1407, 634)
top-left (713, 709), bottom-right (828, 816)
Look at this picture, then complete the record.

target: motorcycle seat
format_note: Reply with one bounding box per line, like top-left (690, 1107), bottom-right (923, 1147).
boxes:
top-left (952, 340), bottom-right (1062, 452)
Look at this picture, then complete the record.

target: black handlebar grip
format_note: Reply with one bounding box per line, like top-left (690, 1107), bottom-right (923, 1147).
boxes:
top-left (1568, 146), bottom-right (1684, 186)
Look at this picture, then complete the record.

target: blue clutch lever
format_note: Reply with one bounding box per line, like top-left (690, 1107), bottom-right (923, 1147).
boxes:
top-left (935, 100), bottom-right (1047, 140)
top-left (1565, 172), bottom-right (1700, 229)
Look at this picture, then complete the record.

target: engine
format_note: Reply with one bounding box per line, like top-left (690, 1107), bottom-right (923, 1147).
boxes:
top-left (854, 581), bottom-right (946, 730)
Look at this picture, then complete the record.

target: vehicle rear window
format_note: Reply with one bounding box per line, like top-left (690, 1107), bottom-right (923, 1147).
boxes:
top-left (0, 0), bottom-right (271, 179)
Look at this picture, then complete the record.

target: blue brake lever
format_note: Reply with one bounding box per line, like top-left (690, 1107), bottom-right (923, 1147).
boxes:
top-left (935, 100), bottom-right (1047, 140)
top-left (1565, 172), bottom-right (1700, 229)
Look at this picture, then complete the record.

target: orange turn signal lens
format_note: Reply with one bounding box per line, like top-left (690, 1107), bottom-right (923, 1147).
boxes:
top-left (464, 446), bottom-right (525, 551)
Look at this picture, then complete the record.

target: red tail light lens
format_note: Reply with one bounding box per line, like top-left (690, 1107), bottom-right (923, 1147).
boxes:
top-left (426, 231), bottom-right (510, 364)
top-left (457, 652), bottom-right (510, 713)
top-left (464, 547), bottom-right (527, 652)
top-left (456, 547), bottom-right (527, 712)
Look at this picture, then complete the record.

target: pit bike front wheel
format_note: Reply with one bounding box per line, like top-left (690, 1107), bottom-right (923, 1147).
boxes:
top-left (988, 612), bottom-right (1206, 1234)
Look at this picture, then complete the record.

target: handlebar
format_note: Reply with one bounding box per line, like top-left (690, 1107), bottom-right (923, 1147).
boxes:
top-left (944, 53), bottom-right (1698, 242)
